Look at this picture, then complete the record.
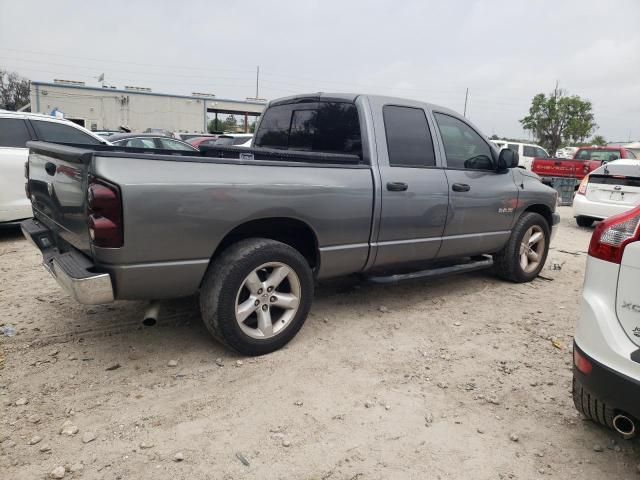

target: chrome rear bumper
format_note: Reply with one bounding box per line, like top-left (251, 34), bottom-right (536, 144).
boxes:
top-left (21, 219), bottom-right (114, 305)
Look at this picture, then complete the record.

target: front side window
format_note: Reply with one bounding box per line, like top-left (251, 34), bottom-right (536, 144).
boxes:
top-left (383, 105), bottom-right (435, 167)
top-left (32, 120), bottom-right (101, 145)
top-left (0, 118), bottom-right (31, 148)
top-left (254, 102), bottom-right (361, 157)
top-left (434, 113), bottom-right (493, 170)
top-left (523, 146), bottom-right (537, 157)
top-left (120, 138), bottom-right (156, 148)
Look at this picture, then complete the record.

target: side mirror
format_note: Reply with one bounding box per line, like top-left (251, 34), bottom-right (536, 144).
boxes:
top-left (498, 148), bottom-right (519, 170)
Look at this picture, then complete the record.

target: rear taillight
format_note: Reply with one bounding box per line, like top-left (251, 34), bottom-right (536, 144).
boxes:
top-left (87, 178), bottom-right (123, 248)
top-left (574, 349), bottom-right (592, 375)
top-left (588, 206), bottom-right (640, 264)
top-left (577, 175), bottom-right (589, 195)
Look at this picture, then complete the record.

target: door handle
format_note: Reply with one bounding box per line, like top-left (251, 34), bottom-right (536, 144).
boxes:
top-left (386, 182), bottom-right (408, 192)
top-left (452, 183), bottom-right (470, 192)
top-left (45, 162), bottom-right (57, 176)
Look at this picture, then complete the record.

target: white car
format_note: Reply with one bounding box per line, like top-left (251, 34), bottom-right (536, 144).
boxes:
top-left (490, 140), bottom-right (549, 170)
top-left (0, 111), bottom-right (108, 224)
top-left (555, 146), bottom-right (579, 159)
top-left (573, 160), bottom-right (640, 227)
top-left (573, 205), bottom-right (640, 439)
top-left (214, 133), bottom-right (253, 146)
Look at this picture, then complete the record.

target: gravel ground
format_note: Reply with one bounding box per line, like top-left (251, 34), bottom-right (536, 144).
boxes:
top-left (1, 206), bottom-right (639, 479)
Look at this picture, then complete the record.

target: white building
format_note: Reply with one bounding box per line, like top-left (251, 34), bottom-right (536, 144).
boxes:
top-left (30, 80), bottom-right (265, 133)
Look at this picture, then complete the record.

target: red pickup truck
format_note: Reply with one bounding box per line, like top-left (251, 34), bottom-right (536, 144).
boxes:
top-left (532, 147), bottom-right (638, 181)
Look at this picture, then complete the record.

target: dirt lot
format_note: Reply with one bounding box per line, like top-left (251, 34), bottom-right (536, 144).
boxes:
top-left (1, 206), bottom-right (639, 479)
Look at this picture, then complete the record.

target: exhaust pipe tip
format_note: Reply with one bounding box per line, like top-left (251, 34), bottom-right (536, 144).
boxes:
top-left (143, 301), bottom-right (160, 327)
top-left (613, 414), bottom-right (636, 439)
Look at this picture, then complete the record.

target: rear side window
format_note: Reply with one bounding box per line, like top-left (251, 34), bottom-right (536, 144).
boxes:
top-left (625, 149), bottom-right (637, 159)
top-left (523, 146), bottom-right (536, 157)
top-left (507, 143), bottom-right (519, 153)
top-left (434, 113), bottom-right (493, 170)
top-left (383, 105), bottom-right (435, 167)
top-left (255, 102), bottom-right (362, 157)
top-left (32, 120), bottom-right (101, 145)
top-left (0, 118), bottom-right (31, 148)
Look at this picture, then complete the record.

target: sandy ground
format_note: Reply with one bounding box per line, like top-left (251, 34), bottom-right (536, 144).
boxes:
top-left (1, 206), bottom-right (639, 480)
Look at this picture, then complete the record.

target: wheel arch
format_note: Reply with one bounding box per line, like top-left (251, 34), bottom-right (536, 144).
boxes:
top-left (522, 203), bottom-right (553, 228)
top-left (208, 217), bottom-right (320, 276)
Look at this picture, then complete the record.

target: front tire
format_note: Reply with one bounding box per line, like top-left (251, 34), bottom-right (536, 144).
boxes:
top-left (200, 238), bottom-right (314, 356)
top-left (576, 216), bottom-right (594, 228)
top-left (493, 212), bottom-right (550, 283)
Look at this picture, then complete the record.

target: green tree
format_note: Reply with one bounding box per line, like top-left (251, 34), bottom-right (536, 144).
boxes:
top-left (0, 69), bottom-right (30, 111)
top-left (520, 85), bottom-right (597, 154)
top-left (223, 115), bottom-right (237, 132)
top-left (590, 135), bottom-right (607, 146)
top-left (208, 118), bottom-right (225, 133)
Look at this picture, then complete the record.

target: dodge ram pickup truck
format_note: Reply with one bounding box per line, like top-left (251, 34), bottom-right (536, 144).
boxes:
top-left (22, 93), bottom-right (560, 355)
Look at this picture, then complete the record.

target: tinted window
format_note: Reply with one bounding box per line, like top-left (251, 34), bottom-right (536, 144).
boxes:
top-left (534, 147), bottom-right (548, 158)
top-left (434, 113), bottom-right (493, 170)
top-left (115, 138), bottom-right (155, 148)
top-left (215, 137), bottom-right (235, 146)
top-left (232, 137), bottom-right (251, 145)
top-left (255, 102), bottom-right (361, 157)
top-left (507, 143), bottom-right (519, 153)
top-left (383, 105), bottom-right (435, 167)
top-left (523, 146), bottom-right (537, 157)
top-left (0, 118), bottom-right (31, 148)
top-left (32, 120), bottom-right (101, 145)
top-left (159, 138), bottom-right (194, 150)
top-left (575, 149), bottom-right (621, 162)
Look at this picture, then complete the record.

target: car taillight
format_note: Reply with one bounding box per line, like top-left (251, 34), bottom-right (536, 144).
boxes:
top-left (87, 178), bottom-right (123, 248)
top-left (574, 349), bottom-right (592, 375)
top-left (577, 175), bottom-right (589, 195)
top-left (588, 206), bottom-right (640, 264)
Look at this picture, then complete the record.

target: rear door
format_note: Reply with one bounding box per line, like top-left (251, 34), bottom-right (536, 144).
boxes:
top-left (372, 103), bottom-right (449, 267)
top-left (432, 112), bottom-right (518, 258)
top-left (0, 117), bottom-right (33, 222)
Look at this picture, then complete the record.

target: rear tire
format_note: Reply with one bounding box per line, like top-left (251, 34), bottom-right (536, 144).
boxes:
top-left (493, 212), bottom-right (550, 283)
top-left (576, 216), bottom-right (594, 228)
top-left (573, 375), bottom-right (616, 431)
top-left (200, 238), bottom-right (314, 356)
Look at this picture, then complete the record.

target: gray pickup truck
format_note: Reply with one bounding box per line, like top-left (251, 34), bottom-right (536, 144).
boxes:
top-left (22, 93), bottom-right (559, 355)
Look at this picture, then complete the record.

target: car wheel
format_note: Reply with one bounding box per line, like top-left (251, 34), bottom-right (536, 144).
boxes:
top-left (576, 216), bottom-right (594, 227)
top-left (573, 376), bottom-right (617, 431)
top-left (493, 212), bottom-right (550, 283)
top-left (200, 238), bottom-right (314, 356)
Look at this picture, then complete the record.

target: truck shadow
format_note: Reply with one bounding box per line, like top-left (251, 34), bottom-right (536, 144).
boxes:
top-left (0, 224), bottom-right (24, 242)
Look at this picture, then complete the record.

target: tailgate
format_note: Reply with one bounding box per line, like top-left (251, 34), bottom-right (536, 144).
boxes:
top-left (27, 141), bottom-right (94, 255)
top-left (532, 159), bottom-right (584, 178)
top-left (586, 174), bottom-right (640, 206)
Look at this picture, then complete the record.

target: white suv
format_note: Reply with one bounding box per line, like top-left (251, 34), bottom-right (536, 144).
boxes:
top-left (0, 111), bottom-right (107, 224)
top-left (573, 205), bottom-right (640, 439)
top-left (491, 140), bottom-right (549, 170)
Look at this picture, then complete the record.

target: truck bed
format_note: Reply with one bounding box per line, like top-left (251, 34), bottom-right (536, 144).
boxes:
top-left (26, 141), bottom-right (374, 299)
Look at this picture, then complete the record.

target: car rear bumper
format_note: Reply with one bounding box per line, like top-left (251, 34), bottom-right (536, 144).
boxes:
top-left (574, 341), bottom-right (640, 420)
top-left (21, 218), bottom-right (114, 305)
top-left (573, 193), bottom-right (635, 220)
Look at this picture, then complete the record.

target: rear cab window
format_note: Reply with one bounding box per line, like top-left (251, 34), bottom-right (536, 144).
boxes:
top-left (0, 118), bottom-right (31, 148)
top-left (254, 101), bottom-right (362, 158)
top-left (576, 149), bottom-right (621, 162)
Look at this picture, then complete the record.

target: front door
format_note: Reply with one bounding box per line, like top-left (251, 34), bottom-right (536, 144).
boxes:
top-left (431, 112), bottom-right (518, 259)
top-left (373, 104), bottom-right (449, 267)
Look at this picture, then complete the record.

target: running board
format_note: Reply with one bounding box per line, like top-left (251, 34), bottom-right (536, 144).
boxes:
top-left (365, 255), bottom-right (493, 284)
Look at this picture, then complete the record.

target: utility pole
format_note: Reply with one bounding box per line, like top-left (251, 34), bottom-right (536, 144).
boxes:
top-left (463, 88), bottom-right (469, 117)
top-left (256, 66), bottom-right (260, 100)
